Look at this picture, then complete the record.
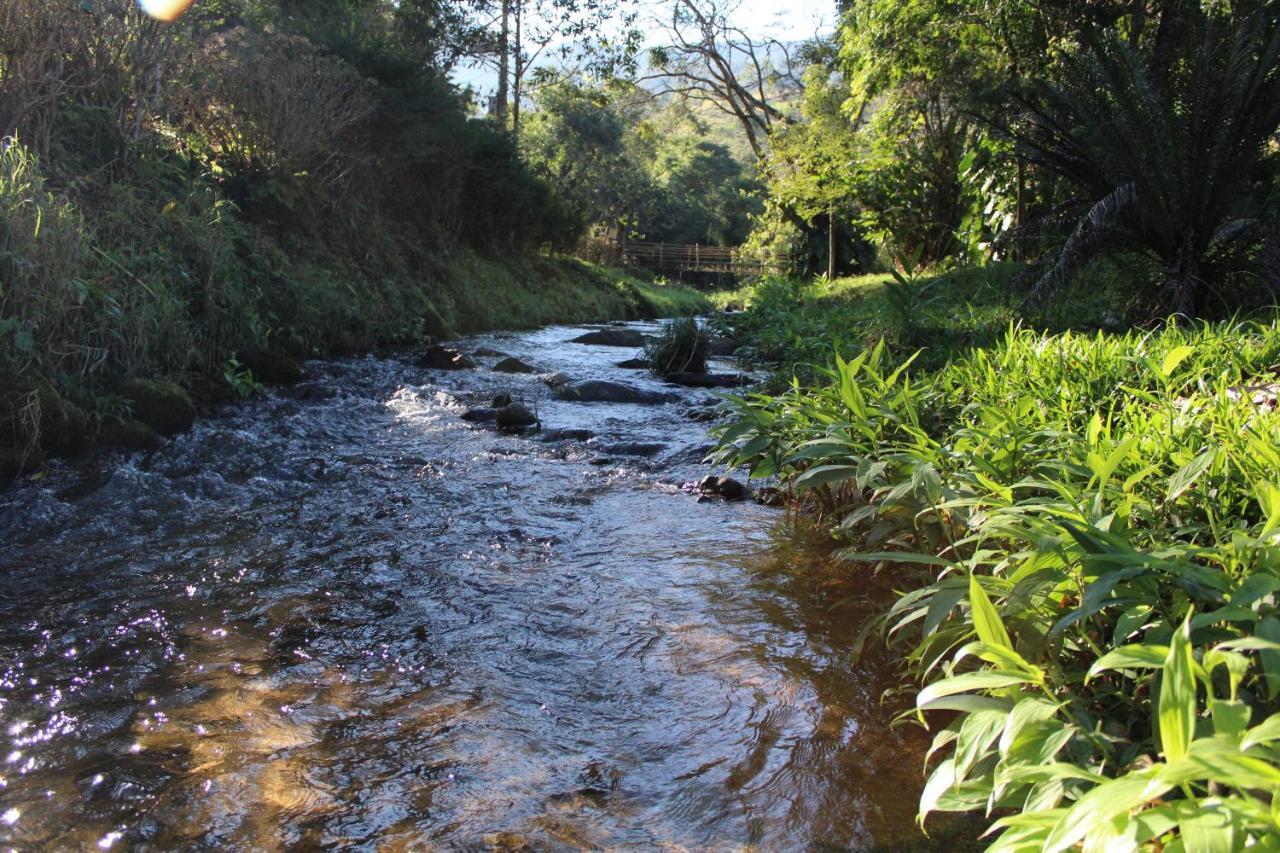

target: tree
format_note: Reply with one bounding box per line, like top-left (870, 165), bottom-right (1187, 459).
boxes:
top-left (1015, 4), bottom-right (1280, 317)
top-left (643, 0), bottom-right (801, 164)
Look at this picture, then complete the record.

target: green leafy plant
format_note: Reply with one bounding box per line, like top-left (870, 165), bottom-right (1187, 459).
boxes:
top-left (222, 356), bottom-right (263, 399)
top-left (714, 316), bottom-right (1280, 849)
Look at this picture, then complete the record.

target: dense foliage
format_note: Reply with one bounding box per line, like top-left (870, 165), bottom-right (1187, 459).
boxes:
top-left (519, 80), bottom-right (762, 249)
top-left (715, 272), bottom-right (1280, 848)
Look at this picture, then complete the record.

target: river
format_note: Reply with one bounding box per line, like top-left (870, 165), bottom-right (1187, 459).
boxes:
top-left (0, 321), bottom-right (939, 850)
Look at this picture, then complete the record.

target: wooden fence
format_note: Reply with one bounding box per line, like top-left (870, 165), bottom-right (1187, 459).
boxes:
top-left (619, 240), bottom-right (778, 276)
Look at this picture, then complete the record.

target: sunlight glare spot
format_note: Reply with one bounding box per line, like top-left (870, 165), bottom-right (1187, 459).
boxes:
top-left (137, 0), bottom-right (195, 21)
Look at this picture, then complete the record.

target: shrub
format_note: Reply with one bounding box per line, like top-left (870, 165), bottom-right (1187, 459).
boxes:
top-left (714, 320), bottom-right (1280, 849)
top-left (646, 316), bottom-right (709, 376)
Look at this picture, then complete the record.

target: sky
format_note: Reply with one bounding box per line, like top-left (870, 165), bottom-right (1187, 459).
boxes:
top-left (450, 0), bottom-right (835, 99)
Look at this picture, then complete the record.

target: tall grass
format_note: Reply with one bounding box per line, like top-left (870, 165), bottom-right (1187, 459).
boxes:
top-left (715, 320), bottom-right (1280, 849)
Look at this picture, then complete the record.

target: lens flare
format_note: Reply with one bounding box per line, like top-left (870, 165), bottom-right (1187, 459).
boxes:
top-left (138, 0), bottom-right (195, 22)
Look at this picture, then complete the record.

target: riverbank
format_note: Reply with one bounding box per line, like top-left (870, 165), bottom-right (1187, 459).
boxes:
top-left (711, 269), bottom-right (1280, 849)
top-left (1, 245), bottom-right (709, 484)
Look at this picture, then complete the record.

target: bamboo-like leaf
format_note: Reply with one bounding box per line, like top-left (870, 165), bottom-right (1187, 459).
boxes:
top-left (1158, 617), bottom-right (1197, 762)
top-left (1160, 345), bottom-right (1196, 378)
top-left (969, 574), bottom-right (1013, 651)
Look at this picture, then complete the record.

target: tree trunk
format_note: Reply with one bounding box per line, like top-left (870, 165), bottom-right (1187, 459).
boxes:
top-left (512, 0), bottom-right (523, 141)
top-left (827, 207), bottom-right (836, 280)
top-left (1161, 249), bottom-right (1198, 319)
top-left (495, 0), bottom-right (510, 126)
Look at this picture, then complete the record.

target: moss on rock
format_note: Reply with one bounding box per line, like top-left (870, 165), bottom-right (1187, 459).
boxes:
top-left (121, 378), bottom-right (196, 437)
top-left (99, 418), bottom-right (165, 451)
top-left (238, 350), bottom-right (304, 385)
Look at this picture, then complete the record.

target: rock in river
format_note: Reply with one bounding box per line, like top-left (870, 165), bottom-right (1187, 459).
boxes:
top-left (697, 475), bottom-right (750, 502)
top-left (121, 378), bottom-right (196, 437)
top-left (237, 349), bottom-right (304, 384)
top-left (616, 358), bottom-right (649, 370)
top-left (555, 381), bottom-right (678, 405)
top-left (493, 357), bottom-right (537, 374)
top-left (99, 417), bottom-right (165, 451)
top-left (419, 345), bottom-right (477, 370)
top-left (570, 329), bottom-right (646, 347)
top-left (496, 403), bottom-right (538, 431)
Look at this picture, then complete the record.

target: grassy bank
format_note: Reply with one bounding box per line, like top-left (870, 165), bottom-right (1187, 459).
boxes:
top-left (714, 272), bottom-right (1280, 849)
top-left (0, 133), bottom-right (706, 481)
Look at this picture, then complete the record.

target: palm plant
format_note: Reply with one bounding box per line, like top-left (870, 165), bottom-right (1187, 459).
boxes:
top-left (1016, 5), bottom-right (1280, 317)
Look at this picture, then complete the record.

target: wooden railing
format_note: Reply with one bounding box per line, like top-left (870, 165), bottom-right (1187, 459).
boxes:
top-left (619, 240), bottom-right (778, 275)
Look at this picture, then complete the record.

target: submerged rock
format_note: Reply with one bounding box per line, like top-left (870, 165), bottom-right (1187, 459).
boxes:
top-left (555, 381), bottom-right (678, 405)
top-left (493, 357), bottom-right (537, 374)
top-left (472, 347), bottom-right (508, 358)
top-left (238, 349), bottom-right (304, 384)
top-left (419, 345), bottom-right (477, 370)
top-left (461, 408), bottom-right (497, 423)
top-left (286, 382), bottom-right (339, 402)
top-left (591, 441), bottom-right (665, 457)
top-left (99, 418), bottom-right (165, 451)
top-left (570, 329), bottom-right (646, 347)
top-left (616, 358), bottom-right (649, 370)
top-left (542, 372), bottom-right (572, 389)
top-left (536, 428), bottom-right (595, 442)
top-left (121, 378), bottom-right (196, 437)
top-left (663, 373), bottom-right (749, 389)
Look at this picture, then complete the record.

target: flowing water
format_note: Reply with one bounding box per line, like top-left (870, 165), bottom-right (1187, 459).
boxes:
top-left (0, 322), bottom-right (939, 851)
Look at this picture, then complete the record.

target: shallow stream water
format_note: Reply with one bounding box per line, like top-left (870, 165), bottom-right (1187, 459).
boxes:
top-left (0, 321), bottom-right (937, 850)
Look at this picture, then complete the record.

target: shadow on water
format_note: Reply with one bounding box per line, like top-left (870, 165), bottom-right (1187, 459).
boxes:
top-left (0, 321), bottom-right (977, 850)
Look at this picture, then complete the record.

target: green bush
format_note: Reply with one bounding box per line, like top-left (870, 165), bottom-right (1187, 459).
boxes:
top-left (645, 317), bottom-right (710, 376)
top-left (714, 320), bottom-right (1280, 849)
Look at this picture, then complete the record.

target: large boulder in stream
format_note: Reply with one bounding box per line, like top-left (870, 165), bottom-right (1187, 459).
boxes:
top-left (616, 358), bottom-right (649, 370)
top-left (555, 380), bottom-right (678, 405)
top-left (121, 378), bottom-right (196, 437)
top-left (418, 345), bottom-right (477, 370)
top-left (570, 328), bottom-right (646, 347)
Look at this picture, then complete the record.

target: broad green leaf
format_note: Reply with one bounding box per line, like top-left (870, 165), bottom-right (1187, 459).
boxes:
top-left (969, 574), bottom-right (1012, 651)
top-left (793, 464), bottom-right (859, 489)
top-left (1042, 769), bottom-right (1172, 853)
top-left (1167, 448), bottom-right (1214, 503)
top-left (917, 672), bottom-right (1034, 710)
top-left (998, 698), bottom-right (1062, 759)
top-left (1160, 344), bottom-right (1195, 378)
top-left (1088, 644), bottom-right (1169, 681)
top-left (1241, 712), bottom-right (1280, 751)
top-left (1212, 700), bottom-right (1251, 737)
top-left (1176, 801), bottom-right (1241, 853)
top-left (1158, 617), bottom-right (1197, 762)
